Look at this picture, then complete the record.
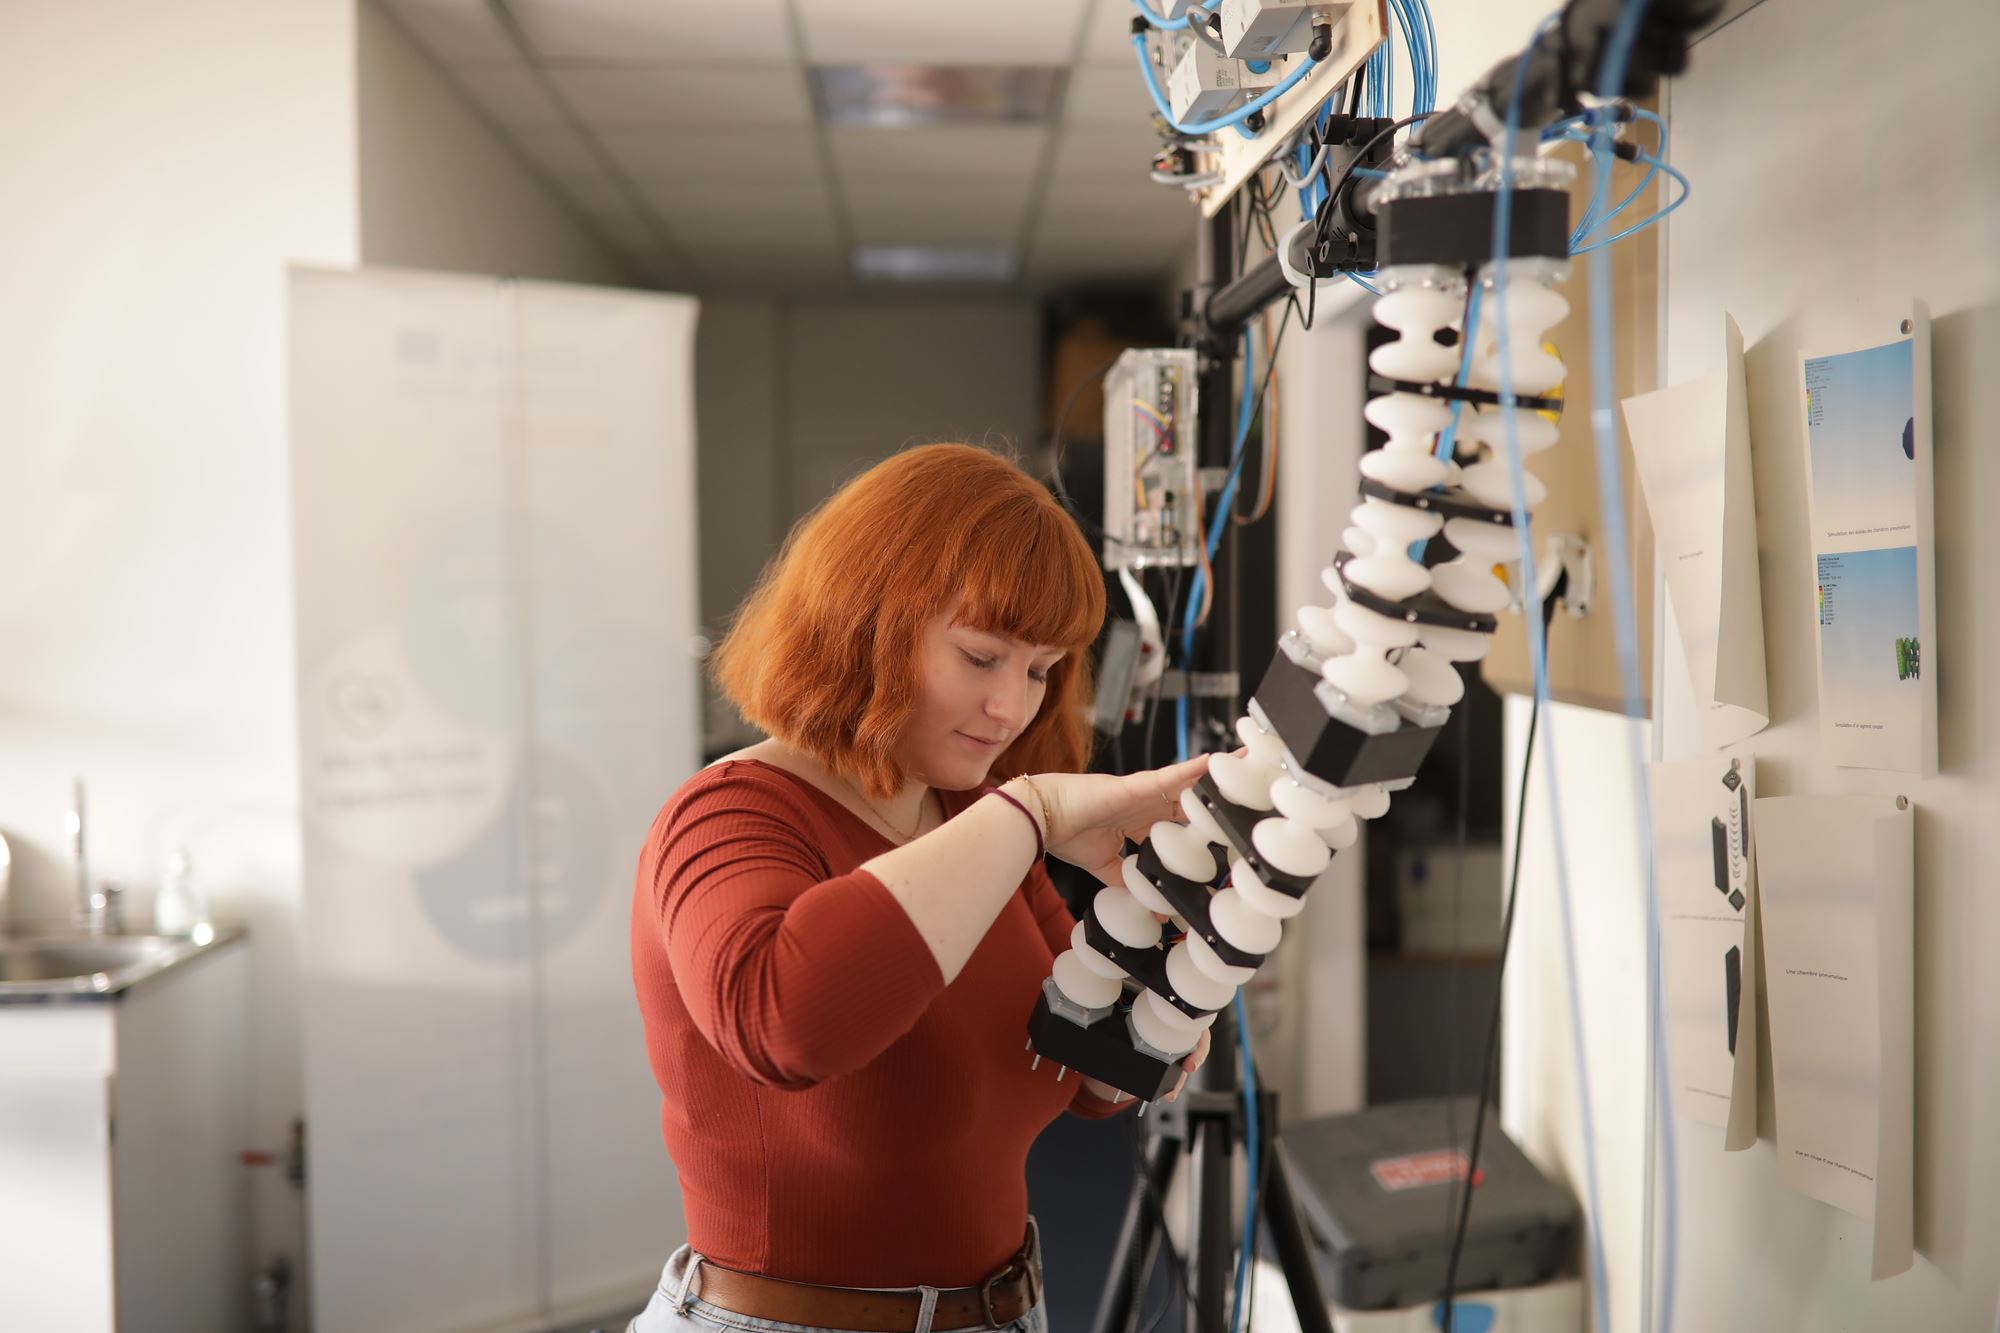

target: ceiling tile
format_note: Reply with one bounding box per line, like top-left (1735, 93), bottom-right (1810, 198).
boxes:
top-left (838, 176), bottom-right (1025, 222)
top-left (1039, 171), bottom-right (1190, 222)
top-left (509, 129), bottom-right (605, 184)
top-left (1062, 63), bottom-right (1156, 127)
top-left (451, 66), bottom-right (568, 131)
top-left (1049, 127), bottom-right (1164, 178)
top-left (796, 0), bottom-right (1089, 63)
top-left (637, 177), bottom-right (832, 224)
top-left (548, 64), bottom-right (812, 126)
top-left (827, 124), bottom-right (1048, 178)
top-left (848, 209), bottom-right (1025, 248)
top-left (668, 211), bottom-right (840, 252)
top-left (1081, 0), bottom-right (1154, 64)
top-left (508, 0), bottom-right (795, 62)
top-left (1024, 234), bottom-right (1186, 280)
top-left (601, 127), bottom-right (822, 180)
top-left (383, 0), bottom-right (519, 64)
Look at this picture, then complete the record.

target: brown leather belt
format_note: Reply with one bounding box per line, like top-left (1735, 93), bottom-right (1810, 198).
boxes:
top-left (688, 1223), bottom-right (1042, 1332)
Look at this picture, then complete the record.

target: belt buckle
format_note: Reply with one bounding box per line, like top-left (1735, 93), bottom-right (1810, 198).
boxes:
top-left (978, 1268), bottom-right (1008, 1330)
top-left (979, 1235), bottom-right (1040, 1329)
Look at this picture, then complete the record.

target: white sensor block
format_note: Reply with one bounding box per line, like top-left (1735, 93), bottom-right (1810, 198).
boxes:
top-left (1167, 41), bottom-right (1281, 125)
top-left (1220, 0), bottom-right (1339, 61)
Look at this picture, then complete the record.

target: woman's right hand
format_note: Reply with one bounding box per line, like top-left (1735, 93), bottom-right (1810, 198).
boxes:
top-left (1014, 755), bottom-right (1213, 886)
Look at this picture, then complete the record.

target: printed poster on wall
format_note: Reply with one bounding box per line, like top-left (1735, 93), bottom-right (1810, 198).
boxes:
top-left (1799, 304), bottom-right (1937, 775)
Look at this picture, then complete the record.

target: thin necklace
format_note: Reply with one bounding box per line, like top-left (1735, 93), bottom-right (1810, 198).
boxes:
top-left (837, 776), bottom-right (930, 844)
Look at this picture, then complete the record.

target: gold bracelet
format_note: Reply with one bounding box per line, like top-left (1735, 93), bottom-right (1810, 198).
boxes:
top-left (1014, 774), bottom-right (1053, 843)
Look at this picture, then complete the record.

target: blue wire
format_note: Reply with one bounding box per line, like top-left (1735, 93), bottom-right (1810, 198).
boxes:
top-left (1230, 994), bottom-right (1259, 1333)
top-left (1487, 17), bottom-right (1611, 1333)
top-left (1571, 153), bottom-right (1688, 254)
top-left (1177, 325), bottom-right (1257, 761)
top-left (1129, 0), bottom-right (1190, 29)
top-left (1130, 34), bottom-right (1321, 137)
top-left (1567, 108), bottom-right (1670, 247)
top-left (1587, 6), bottom-right (1679, 1332)
top-left (1568, 110), bottom-right (1616, 249)
top-left (1434, 281), bottom-right (1483, 458)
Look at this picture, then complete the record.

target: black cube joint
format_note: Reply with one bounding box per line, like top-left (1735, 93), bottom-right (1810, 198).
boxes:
top-left (1188, 777), bottom-right (1321, 904)
top-left (1253, 652), bottom-right (1444, 789)
top-left (1026, 989), bottom-right (1182, 1103)
top-left (1377, 187), bottom-right (1571, 271)
top-left (1133, 839), bottom-right (1264, 974)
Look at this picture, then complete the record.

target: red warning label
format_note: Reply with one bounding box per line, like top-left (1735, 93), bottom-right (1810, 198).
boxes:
top-left (1370, 1149), bottom-right (1475, 1192)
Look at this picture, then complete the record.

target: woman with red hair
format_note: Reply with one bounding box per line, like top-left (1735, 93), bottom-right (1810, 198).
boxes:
top-left (628, 444), bottom-right (1211, 1333)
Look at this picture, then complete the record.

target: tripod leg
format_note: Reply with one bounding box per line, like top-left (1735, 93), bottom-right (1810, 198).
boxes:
top-left (1193, 1115), bottom-right (1233, 1333)
top-left (1092, 1133), bottom-right (1181, 1333)
top-left (1258, 1143), bottom-right (1335, 1333)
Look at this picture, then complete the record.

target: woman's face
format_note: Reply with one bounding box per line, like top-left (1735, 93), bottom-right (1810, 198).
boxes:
top-left (899, 612), bottom-right (1065, 791)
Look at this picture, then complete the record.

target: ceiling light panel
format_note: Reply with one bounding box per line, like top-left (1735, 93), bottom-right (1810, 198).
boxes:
top-left (852, 245), bottom-right (1016, 283)
top-left (826, 124), bottom-right (1048, 178)
top-left (508, 0), bottom-right (794, 62)
top-left (450, 67), bottom-right (569, 131)
top-left (811, 66), bottom-right (1061, 127)
top-left (383, 0), bottom-right (519, 64)
top-left (796, 0), bottom-right (1087, 63)
top-left (550, 66), bottom-right (813, 127)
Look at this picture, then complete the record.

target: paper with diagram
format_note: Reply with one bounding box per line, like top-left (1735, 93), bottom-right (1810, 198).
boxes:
top-left (1648, 754), bottom-right (1759, 1147)
top-left (1754, 793), bottom-right (1914, 1280)
top-left (1625, 313), bottom-right (1769, 751)
top-left (1799, 305), bottom-right (1937, 775)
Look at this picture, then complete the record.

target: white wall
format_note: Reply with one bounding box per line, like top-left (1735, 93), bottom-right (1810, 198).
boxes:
top-left (1502, 3), bottom-right (2000, 1332)
top-left (0, 2), bottom-right (666, 1320)
top-left (356, 0), bottom-right (637, 288)
top-left (0, 0), bottom-right (359, 1305)
top-left (693, 296), bottom-right (1042, 750)
top-left (1643, 0), bottom-right (2000, 1328)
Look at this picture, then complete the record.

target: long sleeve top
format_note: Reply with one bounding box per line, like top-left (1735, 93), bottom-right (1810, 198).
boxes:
top-left (630, 758), bottom-right (1131, 1288)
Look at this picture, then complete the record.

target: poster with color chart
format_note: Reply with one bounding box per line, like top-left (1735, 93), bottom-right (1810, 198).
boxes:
top-left (1799, 304), bottom-right (1937, 775)
top-left (1647, 754), bottom-right (1759, 1147)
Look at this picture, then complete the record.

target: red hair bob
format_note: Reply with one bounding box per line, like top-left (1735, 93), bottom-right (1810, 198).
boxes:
top-left (714, 443), bottom-right (1105, 798)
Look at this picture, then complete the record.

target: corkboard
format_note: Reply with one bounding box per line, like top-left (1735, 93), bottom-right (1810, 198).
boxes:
top-left (1479, 126), bottom-right (1658, 715)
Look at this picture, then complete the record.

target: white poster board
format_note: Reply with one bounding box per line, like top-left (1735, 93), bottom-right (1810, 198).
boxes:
top-left (289, 267), bottom-right (699, 1331)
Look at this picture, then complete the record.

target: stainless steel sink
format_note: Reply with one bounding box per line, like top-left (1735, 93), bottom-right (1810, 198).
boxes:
top-left (0, 929), bottom-right (241, 1001)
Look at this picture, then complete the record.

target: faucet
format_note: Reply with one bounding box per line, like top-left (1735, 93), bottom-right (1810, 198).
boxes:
top-left (71, 777), bottom-right (120, 935)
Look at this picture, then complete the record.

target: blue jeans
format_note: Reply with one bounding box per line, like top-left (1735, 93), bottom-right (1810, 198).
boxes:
top-left (628, 1224), bottom-right (1048, 1333)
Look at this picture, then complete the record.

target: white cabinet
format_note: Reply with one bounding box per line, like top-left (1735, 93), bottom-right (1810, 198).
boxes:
top-left (0, 937), bottom-right (250, 1332)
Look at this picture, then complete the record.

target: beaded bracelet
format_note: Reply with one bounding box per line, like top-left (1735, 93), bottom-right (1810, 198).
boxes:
top-left (985, 784), bottom-right (1045, 860)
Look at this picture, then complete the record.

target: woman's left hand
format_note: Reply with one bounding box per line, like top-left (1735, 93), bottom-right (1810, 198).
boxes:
top-left (1161, 1026), bottom-right (1212, 1103)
